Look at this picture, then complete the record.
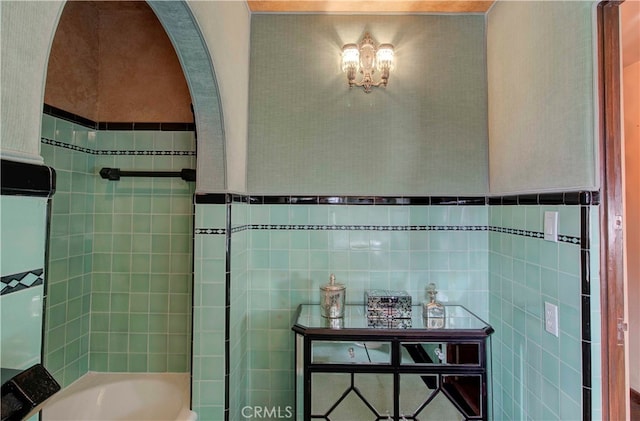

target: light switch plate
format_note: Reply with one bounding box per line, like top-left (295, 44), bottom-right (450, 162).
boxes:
top-left (545, 302), bottom-right (559, 337)
top-left (544, 211), bottom-right (558, 242)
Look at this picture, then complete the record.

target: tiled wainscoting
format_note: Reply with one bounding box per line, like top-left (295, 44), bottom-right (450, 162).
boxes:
top-left (194, 192), bottom-right (601, 421)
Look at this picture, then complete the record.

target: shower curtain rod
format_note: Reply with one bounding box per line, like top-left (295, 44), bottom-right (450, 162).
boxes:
top-left (99, 167), bottom-right (196, 182)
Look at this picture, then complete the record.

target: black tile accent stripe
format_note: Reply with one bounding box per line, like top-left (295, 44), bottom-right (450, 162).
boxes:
top-left (488, 192), bottom-right (600, 206)
top-left (194, 193), bottom-right (228, 204)
top-left (194, 192), bottom-right (599, 207)
top-left (41, 138), bottom-right (195, 156)
top-left (44, 104), bottom-right (194, 131)
top-left (43, 104), bottom-right (96, 128)
top-left (224, 201), bottom-right (232, 421)
top-left (1, 269), bottom-right (44, 295)
top-left (1, 159), bottom-right (56, 197)
top-left (580, 203), bottom-right (592, 421)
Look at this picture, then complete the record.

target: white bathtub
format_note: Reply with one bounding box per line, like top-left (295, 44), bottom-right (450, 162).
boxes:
top-left (41, 372), bottom-right (197, 421)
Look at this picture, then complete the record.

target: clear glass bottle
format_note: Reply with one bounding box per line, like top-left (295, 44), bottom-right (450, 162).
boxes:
top-left (423, 283), bottom-right (445, 328)
top-left (320, 274), bottom-right (346, 319)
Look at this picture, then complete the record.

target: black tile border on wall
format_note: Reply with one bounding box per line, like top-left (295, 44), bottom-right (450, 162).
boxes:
top-left (43, 104), bottom-right (195, 131)
top-left (1, 159), bottom-right (56, 197)
top-left (195, 192), bottom-right (600, 206)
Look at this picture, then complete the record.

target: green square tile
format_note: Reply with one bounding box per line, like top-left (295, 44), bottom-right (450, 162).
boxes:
top-left (90, 332), bottom-right (108, 352)
top-left (128, 354), bottom-right (148, 372)
top-left (149, 314), bottom-right (169, 333)
top-left (130, 234), bottom-right (151, 254)
top-left (110, 293), bottom-right (129, 312)
top-left (89, 353), bottom-right (108, 371)
top-left (170, 275), bottom-right (190, 294)
top-left (91, 313), bottom-right (109, 331)
top-left (112, 215), bottom-right (132, 233)
top-left (170, 253), bottom-right (191, 273)
top-left (108, 332), bottom-right (128, 352)
top-left (268, 250), bottom-right (288, 270)
top-left (130, 314), bottom-right (149, 332)
top-left (47, 325), bottom-right (66, 352)
top-left (150, 275), bottom-right (170, 293)
top-left (109, 274), bottom-right (127, 292)
top-left (131, 197), bottom-right (152, 216)
top-left (268, 205), bottom-right (289, 225)
top-left (130, 293), bottom-right (149, 313)
top-left (558, 243), bottom-right (580, 276)
top-left (91, 292), bottom-right (111, 312)
top-left (171, 215), bottom-right (191, 233)
top-left (131, 254), bottom-right (151, 273)
top-left (289, 206), bottom-right (309, 225)
top-left (289, 250), bottom-right (309, 270)
top-left (110, 313), bottom-right (129, 332)
top-left (169, 315), bottom-right (189, 334)
top-left (149, 294), bottom-right (169, 313)
top-left (130, 274), bottom-right (150, 292)
top-left (150, 233), bottom-right (171, 253)
top-left (149, 333), bottom-right (168, 353)
top-left (389, 251), bottom-right (411, 271)
top-left (171, 234), bottom-right (191, 254)
top-left (129, 333), bottom-right (149, 353)
top-left (112, 234), bottom-right (132, 252)
top-left (94, 214), bottom-right (113, 233)
top-left (46, 347), bottom-right (65, 373)
top-left (150, 254), bottom-right (171, 273)
top-left (169, 294), bottom-right (189, 313)
top-left (308, 205), bottom-right (329, 225)
top-left (168, 334), bottom-right (188, 354)
top-left (108, 353), bottom-right (128, 371)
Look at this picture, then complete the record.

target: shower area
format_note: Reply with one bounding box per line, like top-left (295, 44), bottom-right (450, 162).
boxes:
top-left (40, 0), bottom-right (196, 387)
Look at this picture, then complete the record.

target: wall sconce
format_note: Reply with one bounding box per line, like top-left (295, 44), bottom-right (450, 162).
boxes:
top-left (341, 33), bottom-right (394, 93)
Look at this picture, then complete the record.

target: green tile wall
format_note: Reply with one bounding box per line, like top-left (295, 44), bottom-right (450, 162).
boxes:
top-left (179, 199), bottom-right (598, 421)
top-left (0, 195), bottom-right (48, 371)
top-left (41, 114), bottom-right (93, 386)
top-left (488, 205), bottom-right (601, 420)
top-left (41, 114), bottom-right (195, 386)
top-left (243, 204), bottom-right (489, 413)
top-left (230, 201), bottom-right (249, 420)
top-left (193, 203), bottom-right (227, 420)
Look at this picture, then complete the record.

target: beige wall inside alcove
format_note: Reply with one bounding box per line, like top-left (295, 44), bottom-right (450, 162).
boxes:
top-left (44, 1), bottom-right (192, 123)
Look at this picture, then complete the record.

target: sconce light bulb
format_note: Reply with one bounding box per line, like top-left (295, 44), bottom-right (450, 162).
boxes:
top-left (341, 44), bottom-right (360, 72)
top-left (376, 44), bottom-right (395, 72)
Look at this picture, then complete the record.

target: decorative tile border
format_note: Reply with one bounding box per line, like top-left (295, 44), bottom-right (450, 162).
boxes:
top-left (1, 269), bottom-right (44, 295)
top-left (197, 223), bottom-right (580, 245)
top-left (41, 138), bottom-right (195, 156)
top-left (489, 226), bottom-right (580, 245)
top-left (195, 228), bottom-right (226, 235)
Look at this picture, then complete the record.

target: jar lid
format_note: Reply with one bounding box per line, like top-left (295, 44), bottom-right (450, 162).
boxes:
top-left (320, 274), bottom-right (345, 291)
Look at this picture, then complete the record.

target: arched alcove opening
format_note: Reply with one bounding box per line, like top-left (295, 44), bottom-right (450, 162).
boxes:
top-left (40, 1), bottom-right (225, 402)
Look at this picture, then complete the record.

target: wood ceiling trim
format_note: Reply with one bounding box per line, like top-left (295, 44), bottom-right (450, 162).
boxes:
top-left (247, 1), bottom-right (494, 13)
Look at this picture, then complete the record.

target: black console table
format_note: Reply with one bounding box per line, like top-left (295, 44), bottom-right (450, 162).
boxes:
top-left (292, 304), bottom-right (494, 420)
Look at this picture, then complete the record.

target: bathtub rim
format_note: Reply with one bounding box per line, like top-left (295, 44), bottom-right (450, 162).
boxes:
top-left (40, 371), bottom-right (195, 421)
